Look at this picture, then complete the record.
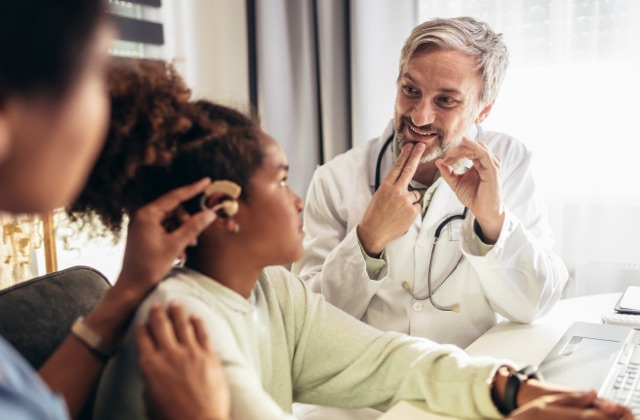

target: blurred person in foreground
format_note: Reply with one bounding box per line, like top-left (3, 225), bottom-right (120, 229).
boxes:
top-left (0, 1), bottom-right (229, 418)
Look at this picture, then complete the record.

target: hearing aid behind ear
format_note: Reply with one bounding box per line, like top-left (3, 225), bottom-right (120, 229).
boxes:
top-left (199, 180), bottom-right (242, 217)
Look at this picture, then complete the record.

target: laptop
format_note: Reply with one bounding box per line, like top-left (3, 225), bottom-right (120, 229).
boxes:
top-left (539, 322), bottom-right (640, 416)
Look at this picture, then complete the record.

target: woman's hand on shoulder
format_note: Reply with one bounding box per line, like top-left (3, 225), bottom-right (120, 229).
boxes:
top-left (137, 302), bottom-right (230, 420)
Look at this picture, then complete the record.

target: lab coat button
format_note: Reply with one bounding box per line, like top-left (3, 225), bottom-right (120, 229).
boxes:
top-left (412, 302), bottom-right (424, 312)
top-left (417, 237), bottom-right (427, 247)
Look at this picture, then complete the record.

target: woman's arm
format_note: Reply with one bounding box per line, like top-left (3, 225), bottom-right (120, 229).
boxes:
top-left (38, 178), bottom-right (216, 418)
top-left (284, 270), bottom-right (631, 419)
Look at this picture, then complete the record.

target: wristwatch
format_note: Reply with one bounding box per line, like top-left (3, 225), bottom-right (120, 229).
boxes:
top-left (71, 316), bottom-right (116, 361)
top-left (502, 365), bottom-right (542, 415)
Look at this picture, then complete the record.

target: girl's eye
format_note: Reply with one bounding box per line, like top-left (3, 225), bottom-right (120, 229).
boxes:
top-left (279, 179), bottom-right (288, 187)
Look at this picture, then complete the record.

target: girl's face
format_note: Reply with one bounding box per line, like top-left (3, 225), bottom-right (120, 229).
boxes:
top-left (0, 25), bottom-right (111, 214)
top-left (235, 133), bottom-right (305, 267)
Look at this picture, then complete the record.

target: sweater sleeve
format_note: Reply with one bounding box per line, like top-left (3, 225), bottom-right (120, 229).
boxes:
top-left (186, 302), bottom-right (297, 420)
top-left (277, 270), bottom-right (510, 419)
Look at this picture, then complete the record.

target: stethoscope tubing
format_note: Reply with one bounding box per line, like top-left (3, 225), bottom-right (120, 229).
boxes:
top-left (374, 133), bottom-right (467, 312)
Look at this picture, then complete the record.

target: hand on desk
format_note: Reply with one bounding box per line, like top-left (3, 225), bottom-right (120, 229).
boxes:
top-left (493, 367), bottom-right (632, 419)
top-left (510, 389), bottom-right (632, 419)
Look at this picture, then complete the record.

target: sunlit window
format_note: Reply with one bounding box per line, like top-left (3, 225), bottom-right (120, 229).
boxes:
top-left (420, 0), bottom-right (640, 285)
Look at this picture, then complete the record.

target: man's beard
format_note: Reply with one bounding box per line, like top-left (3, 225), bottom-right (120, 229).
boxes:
top-left (395, 116), bottom-right (462, 164)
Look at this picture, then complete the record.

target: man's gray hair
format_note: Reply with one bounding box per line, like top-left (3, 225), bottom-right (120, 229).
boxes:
top-left (399, 17), bottom-right (509, 105)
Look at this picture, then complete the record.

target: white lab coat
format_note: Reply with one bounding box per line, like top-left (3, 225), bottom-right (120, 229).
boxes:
top-left (291, 121), bottom-right (568, 419)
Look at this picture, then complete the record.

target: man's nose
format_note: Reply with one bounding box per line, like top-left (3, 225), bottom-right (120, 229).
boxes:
top-left (411, 99), bottom-right (436, 127)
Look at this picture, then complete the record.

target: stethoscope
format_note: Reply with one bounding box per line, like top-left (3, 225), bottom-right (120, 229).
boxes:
top-left (374, 134), bottom-right (467, 313)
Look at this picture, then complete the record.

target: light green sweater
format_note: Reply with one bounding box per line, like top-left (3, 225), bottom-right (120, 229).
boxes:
top-left (94, 266), bottom-right (508, 419)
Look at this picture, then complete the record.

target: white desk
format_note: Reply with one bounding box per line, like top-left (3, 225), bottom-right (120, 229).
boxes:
top-left (466, 293), bottom-right (620, 365)
top-left (380, 293), bottom-right (621, 419)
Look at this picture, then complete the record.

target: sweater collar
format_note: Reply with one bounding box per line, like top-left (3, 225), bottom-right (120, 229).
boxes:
top-left (172, 267), bottom-right (258, 313)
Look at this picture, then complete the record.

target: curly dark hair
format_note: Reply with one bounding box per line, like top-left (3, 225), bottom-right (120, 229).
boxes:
top-left (67, 58), bottom-right (263, 237)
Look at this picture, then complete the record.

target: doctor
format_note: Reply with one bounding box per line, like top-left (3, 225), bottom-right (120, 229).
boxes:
top-left (292, 16), bottom-right (569, 420)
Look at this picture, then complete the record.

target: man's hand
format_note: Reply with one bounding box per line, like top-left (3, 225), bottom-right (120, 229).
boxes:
top-left (435, 138), bottom-right (504, 243)
top-left (357, 142), bottom-right (425, 256)
top-left (115, 178), bottom-right (216, 298)
top-left (137, 303), bottom-right (230, 420)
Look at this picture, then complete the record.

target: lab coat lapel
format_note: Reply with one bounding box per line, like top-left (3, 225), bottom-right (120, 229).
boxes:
top-left (413, 183), bottom-right (465, 295)
top-left (422, 183), bottom-right (463, 233)
top-left (367, 121), bottom-right (395, 193)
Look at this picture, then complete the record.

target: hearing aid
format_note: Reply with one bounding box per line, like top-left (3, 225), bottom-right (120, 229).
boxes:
top-left (199, 180), bottom-right (242, 217)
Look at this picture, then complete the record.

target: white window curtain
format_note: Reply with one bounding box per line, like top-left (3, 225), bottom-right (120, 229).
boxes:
top-left (420, 0), bottom-right (640, 293)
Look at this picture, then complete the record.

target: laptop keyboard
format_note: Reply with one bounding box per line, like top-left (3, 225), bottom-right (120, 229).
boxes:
top-left (601, 329), bottom-right (640, 417)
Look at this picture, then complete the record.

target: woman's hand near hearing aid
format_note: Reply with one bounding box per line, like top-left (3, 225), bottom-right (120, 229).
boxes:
top-left (117, 177), bottom-right (217, 296)
top-left (83, 177), bottom-right (218, 342)
top-left (137, 303), bottom-right (230, 420)
top-left (39, 178), bottom-right (217, 418)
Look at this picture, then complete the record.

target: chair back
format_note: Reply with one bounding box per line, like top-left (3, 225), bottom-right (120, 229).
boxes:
top-left (0, 266), bottom-right (111, 420)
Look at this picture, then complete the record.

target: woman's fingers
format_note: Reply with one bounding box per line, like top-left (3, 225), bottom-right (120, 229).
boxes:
top-left (166, 302), bottom-right (196, 346)
top-left (146, 304), bottom-right (178, 350)
top-left (135, 323), bottom-right (157, 354)
top-left (190, 316), bottom-right (211, 351)
top-left (169, 208), bottom-right (216, 252)
top-left (147, 178), bottom-right (211, 215)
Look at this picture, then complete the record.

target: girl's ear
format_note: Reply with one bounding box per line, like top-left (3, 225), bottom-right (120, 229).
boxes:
top-left (203, 192), bottom-right (239, 218)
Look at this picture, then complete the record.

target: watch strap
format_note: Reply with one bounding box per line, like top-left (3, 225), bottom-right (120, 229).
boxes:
top-left (503, 365), bottom-right (540, 415)
top-left (71, 316), bottom-right (115, 360)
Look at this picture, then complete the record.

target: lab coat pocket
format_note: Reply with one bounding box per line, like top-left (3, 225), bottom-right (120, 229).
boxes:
top-left (447, 222), bottom-right (461, 241)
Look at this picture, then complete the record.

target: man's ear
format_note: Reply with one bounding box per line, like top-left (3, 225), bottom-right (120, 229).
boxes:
top-left (475, 100), bottom-right (495, 125)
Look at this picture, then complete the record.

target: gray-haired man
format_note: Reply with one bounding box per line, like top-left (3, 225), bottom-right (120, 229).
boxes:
top-left (293, 17), bottom-right (569, 419)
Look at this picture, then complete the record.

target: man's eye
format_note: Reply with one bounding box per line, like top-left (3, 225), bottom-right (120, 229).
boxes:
top-left (403, 85), bottom-right (418, 95)
top-left (437, 96), bottom-right (458, 107)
